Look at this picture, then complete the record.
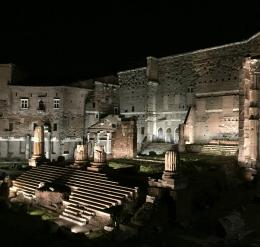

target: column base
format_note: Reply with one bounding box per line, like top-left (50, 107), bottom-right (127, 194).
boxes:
top-left (87, 162), bottom-right (108, 172)
top-left (29, 156), bottom-right (46, 167)
top-left (162, 171), bottom-right (175, 181)
top-left (70, 160), bottom-right (90, 169)
top-left (148, 172), bottom-right (187, 190)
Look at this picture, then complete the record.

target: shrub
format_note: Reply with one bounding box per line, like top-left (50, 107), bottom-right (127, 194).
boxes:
top-left (149, 151), bottom-right (157, 157)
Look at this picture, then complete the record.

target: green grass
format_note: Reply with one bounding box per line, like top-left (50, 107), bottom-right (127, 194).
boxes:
top-left (28, 209), bottom-right (44, 216)
top-left (27, 208), bottom-right (58, 221)
top-left (109, 162), bottom-right (130, 169)
top-left (41, 214), bottom-right (56, 221)
top-left (87, 231), bottom-right (104, 239)
top-left (139, 163), bottom-right (164, 174)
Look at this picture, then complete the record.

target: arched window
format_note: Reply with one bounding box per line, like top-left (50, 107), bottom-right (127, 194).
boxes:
top-left (165, 128), bottom-right (172, 143)
top-left (174, 127), bottom-right (180, 143)
top-left (38, 99), bottom-right (45, 111)
top-left (158, 128), bottom-right (164, 141)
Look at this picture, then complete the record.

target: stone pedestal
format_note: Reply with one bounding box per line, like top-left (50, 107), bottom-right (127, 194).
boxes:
top-left (148, 150), bottom-right (187, 190)
top-left (88, 144), bottom-right (108, 172)
top-left (71, 144), bottom-right (89, 169)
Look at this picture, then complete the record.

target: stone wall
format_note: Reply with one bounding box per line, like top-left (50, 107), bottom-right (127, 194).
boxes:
top-left (111, 119), bottom-right (137, 159)
top-left (118, 68), bottom-right (147, 114)
top-left (117, 33), bottom-right (260, 147)
top-left (85, 80), bottom-right (119, 129)
top-left (0, 84), bottom-right (90, 160)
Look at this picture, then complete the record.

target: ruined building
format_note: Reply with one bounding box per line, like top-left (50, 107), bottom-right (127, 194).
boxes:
top-left (2, 32), bottom-right (260, 166)
top-left (118, 32), bottom-right (260, 167)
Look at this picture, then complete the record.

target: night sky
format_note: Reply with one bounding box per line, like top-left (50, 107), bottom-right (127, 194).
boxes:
top-left (1, 2), bottom-right (260, 83)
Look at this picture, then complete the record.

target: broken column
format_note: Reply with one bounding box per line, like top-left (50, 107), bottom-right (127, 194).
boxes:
top-left (29, 125), bottom-right (45, 167)
top-left (88, 144), bottom-right (108, 172)
top-left (162, 150), bottom-right (179, 183)
top-left (71, 144), bottom-right (89, 168)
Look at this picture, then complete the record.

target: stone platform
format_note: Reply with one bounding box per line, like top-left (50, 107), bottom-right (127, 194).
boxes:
top-left (12, 164), bottom-right (138, 226)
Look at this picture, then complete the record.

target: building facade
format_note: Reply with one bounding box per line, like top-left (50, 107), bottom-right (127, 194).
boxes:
top-left (118, 32), bottom-right (260, 167)
top-left (1, 32), bottom-right (260, 166)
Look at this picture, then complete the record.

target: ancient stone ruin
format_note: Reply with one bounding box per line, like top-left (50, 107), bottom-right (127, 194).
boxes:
top-left (88, 143), bottom-right (108, 172)
top-left (29, 125), bottom-right (46, 167)
top-left (71, 144), bottom-right (89, 168)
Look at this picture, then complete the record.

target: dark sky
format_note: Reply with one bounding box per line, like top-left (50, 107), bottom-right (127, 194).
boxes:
top-left (1, 2), bottom-right (260, 83)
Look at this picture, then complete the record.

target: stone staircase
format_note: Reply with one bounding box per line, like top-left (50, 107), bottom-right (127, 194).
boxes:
top-left (141, 142), bottom-right (174, 155)
top-left (12, 165), bottom-right (137, 226)
top-left (200, 144), bottom-right (238, 156)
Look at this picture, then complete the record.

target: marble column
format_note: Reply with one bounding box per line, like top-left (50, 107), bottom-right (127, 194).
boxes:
top-left (97, 132), bottom-right (100, 144)
top-left (106, 132), bottom-right (111, 154)
top-left (88, 144), bottom-right (108, 172)
top-left (25, 134), bottom-right (31, 159)
top-left (178, 124), bottom-right (186, 152)
top-left (162, 150), bottom-right (179, 181)
top-left (29, 125), bottom-right (45, 167)
top-left (32, 125), bottom-right (44, 158)
top-left (71, 144), bottom-right (89, 168)
top-left (45, 131), bottom-right (51, 160)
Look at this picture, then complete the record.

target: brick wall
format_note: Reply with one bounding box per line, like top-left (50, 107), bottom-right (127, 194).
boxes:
top-left (111, 119), bottom-right (137, 159)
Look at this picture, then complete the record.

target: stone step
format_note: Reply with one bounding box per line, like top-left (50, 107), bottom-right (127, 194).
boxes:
top-left (73, 187), bottom-right (124, 201)
top-left (14, 165), bottom-right (136, 226)
top-left (61, 211), bottom-right (90, 222)
top-left (66, 204), bottom-right (95, 216)
top-left (19, 168), bottom-right (134, 192)
top-left (64, 208), bottom-right (93, 220)
top-left (12, 181), bottom-right (35, 192)
top-left (59, 214), bottom-right (86, 226)
top-left (20, 168), bottom-right (117, 186)
top-left (141, 143), bottom-right (174, 155)
top-left (39, 164), bottom-right (107, 177)
top-left (17, 172), bottom-right (134, 196)
top-left (69, 198), bottom-right (106, 211)
top-left (37, 165), bottom-right (111, 180)
top-left (69, 195), bottom-right (111, 208)
top-left (70, 193), bottom-right (115, 207)
top-left (17, 188), bottom-right (33, 197)
top-left (201, 145), bottom-right (238, 155)
top-left (16, 178), bottom-right (132, 199)
top-left (71, 191), bottom-right (120, 205)
top-left (14, 180), bottom-right (123, 209)
top-left (15, 177), bottom-right (130, 201)
top-left (14, 179), bottom-right (131, 205)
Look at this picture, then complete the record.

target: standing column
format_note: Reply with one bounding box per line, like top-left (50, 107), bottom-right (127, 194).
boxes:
top-left (106, 132), bottom-right (111, 154)
top-left (88, 144), bottom-right (108, 172)
top-left (25, 134), bottom-right (31, 159)
top-left (249, 87), bottom-right (259, 167)
top-left (146, 81), bottom-right (159, 142)
top-left (29, 125), bottom-right (45, 167)
top-left (97, 132), bottom-right (100, 144)
top-left (32, 125), bottom-right (44, 158)
top-left (87, 132), bottom-right (90, 143)
top-left (162, 150), bottom-right (179, 181)
top-left (178, 124), bottom-right (186, 152)
top-left (45, 131), bottom-right (51, 160)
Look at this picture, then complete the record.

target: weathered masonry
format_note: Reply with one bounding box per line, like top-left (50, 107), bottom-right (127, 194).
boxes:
top-left (2, 32), bottom-right (260, 167)
top-left (118, 32), bottom-right (260, 167)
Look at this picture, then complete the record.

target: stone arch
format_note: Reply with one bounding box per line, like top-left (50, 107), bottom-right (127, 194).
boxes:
top-left (165, 128), bottom-right (172, 143)
top-left (174, 127), bottom-right (179, 143)
top-left (158, 128), bottom-right (164, 141)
